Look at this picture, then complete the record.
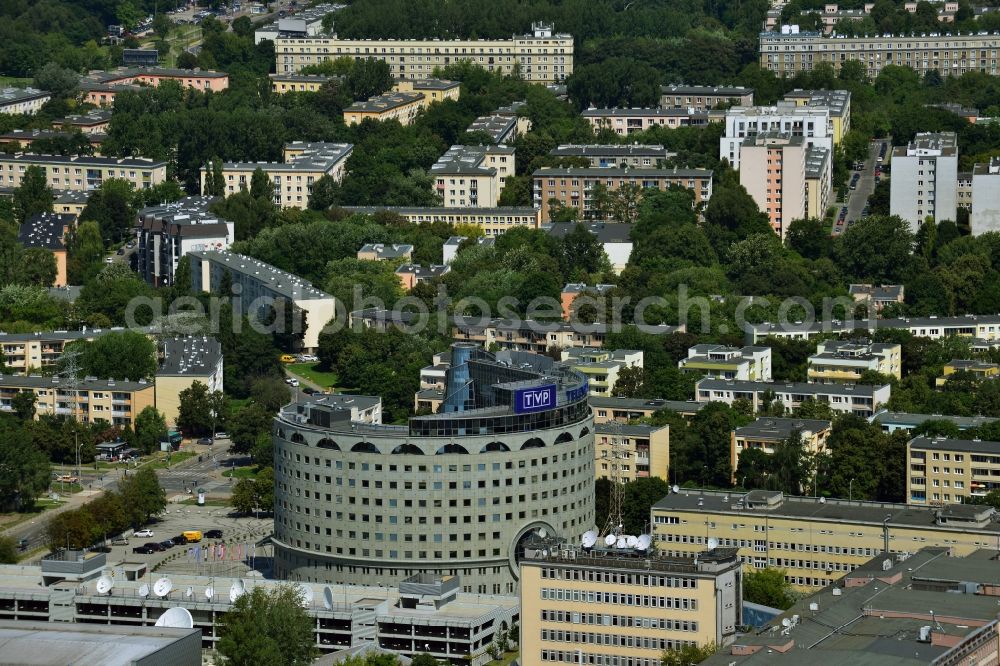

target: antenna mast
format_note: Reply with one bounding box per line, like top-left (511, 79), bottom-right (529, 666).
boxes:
top-left (60, 350), bottom-right (83, 477)
top-left (602, 421), bottom-right (625, 538)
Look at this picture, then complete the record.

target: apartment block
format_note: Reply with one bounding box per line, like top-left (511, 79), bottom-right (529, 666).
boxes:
top-left (268, 73), bottom-right (339, 94)
top-left (533, 167), bottom-right (713, 222)
top-left (136, 196), bottom-right (234, 286)
top-left (872, 410), bottom-right (999, 434)
top-left (679, 345), bottom-right (772, 382)
top-left (720, 101), bottom-right (832, 170)
top-left (546, 222), bottom-right (633, 273)
top-left (890, 132), bottom-right (959, 230)
top-left (560, 347), bottom-right (643, 397)
top-left (0, 375), bottom-right (154, 426)
top-left (344, 91), bottom-right (425, 126)
top-left (274, 22), bottom-right (573, 83)
top-left (804, 145), bottom-right (832, 220)
top-left (936, 358), bottom-right (1000, 385)
top-left (781, 89), bottom-right (851, 143)
top-left (52, 109), bottom-right (112, 134)
top-left (731, 417), bottom-right (831, 480)
top-left (660, 84), bottom-right (754, 110)
top-left (392, 78), bottom-right (461, 105)
top-left (695, 378), bottom-right (890, 417)
top-left (594, 422), bottom-right (669, 482)
top-left (431, 144), bottom-right (515, 208)
top-left (807, 339), bottom-right (901, 383)
top-left (80, 67), bottom-right (229, 106)
top-left (738, 132), bottom-right (806, 236)
top-left (549, 144), bottom-right (675, 168)
top-left (0, 129), bottom-right (106, 155)
top-left (467, 101), bottom-right (531, 144)
top-left (907, 436), bottom-right (1000, 504)
top-left (760, 28), bottom-right (1000, 79)
top-left (0, 328), bottom-right (151, 374)
top-left (652, 488), bottom-right (1000, 589)
top-left (0, 87), bottom-right (51, 115)
top-left (848, 283), bottom-right (904, 315)
top-left (452, 316), bottom-right (684, 353)
top-left (520, 545), bottom-right (741, 666)
top-left (746, 313), bottom-right (1000, 344)
top-left (581, 107), bottom-right (712, 135)
top-left (189, 250), bottom-right (336, 350)
top-left (971, 157), bottom-right (1000, 235)
top-left (442, 235), bottom-right (494, 264)
top-left (0, 153), bottom-right (167, 192)
top-left (202, 141), bottom-right (352, 209)
top-left (560, 283), bottom-right (617, 320)
top-left (958, 169), bottom-right (974, 210)
top-left (589, 396), bottom-right (705, 424)
top-left (52, 191), bottom-right (90, 217)
top-left (339, 205), bottom-right (541, 236)
top-left (356, 243), bottom-right (413, 262)
top-left (18, 213), bottom-right (73, 287)
top-left (155, 337), bottom-right (223, 426)
top-left (254, 2), bottom-right (338, 43)
top-left (395, 263), bottom-right (450, 290)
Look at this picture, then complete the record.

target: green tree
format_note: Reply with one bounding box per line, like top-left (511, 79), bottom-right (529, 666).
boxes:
top-left (0, 423), bottom-right (50, 512)
top-left (64, 330), bottom-right (157, 381)
top-left (785, 218), bottom-right (832, 260)
top-left (250, 167), bottom-right (272, 200)
top-left (231, 477), bottom-right (259, 515)
top-left (19, 248), bottom-right (57, 287)
top-left (13, 166), bottom-right (53, 223)
top-left (11, 391), bottom-right (36, 420)
top-left (152, 13), bottom-right (172, 40)
top-left (80, 179), bottom-right (140, 245)
top-left (250, 377), bottom-right (292, 413)
top-left (229, 403), bottom-right (275, 456)
top-left (743, 567), bottom-right (796, 609)
top-left (345, 58), bottom-right (393, 100)
top-left (834, 214), bottom-right (914, 283)
top-left (177, 381), bottom-right (226, 437)
top-left (67, 220), bottom-right (106, 284)
top-left (117, 467), bottom-right (166, 527)
top-left (308, 175), bottom-right (340, 210)
top-left (0, 536), bottom-right (18, 564)
top-left (661, 643), bottom-right (717, 666)
top-left (33, 62), bottom-right (79, 99)
top-left (217, 585), bottom-right (319, 666)
top-left (133, 407), bottom-right (167, 455)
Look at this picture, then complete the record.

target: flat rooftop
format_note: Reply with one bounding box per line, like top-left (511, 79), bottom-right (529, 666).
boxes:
top-left (533, 166), bottom-right (712, 178)
top-left (346, 91), bottom-right (423, 113)
top-left (157, 336), bottom-right (222, 377)
top-left (735, 417), bottom-right (832, 439)
top-left (0, 621), bottom-right (199, 666)
top-left (909, 435), bottom-right (1000, 454)
top-left (188, 250), bottom-right (332, 301)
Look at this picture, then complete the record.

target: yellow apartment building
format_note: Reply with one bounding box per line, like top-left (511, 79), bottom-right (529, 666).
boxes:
top-left (0, 328), bottom-right (142, 374)
top-left (595, 422), bottom-right (669, 483)
top-left (339, 206), bottom-right (541, 236)
top-left (519, 544), bottom-right (742, 666)
top-left (0, 375), bottom-right (154, 427)
top-left (730, 417), bottom-right (831, 482)
top-left (652, 489), bottom-right (1000, 590)
top-left (432, 144), bottom-right (515, 208)
top-left (392, 78), bottom-right (461, 105)
top-left (936, 359), bottom-right (1000, 386)
top-left (0, 154), bottom-right (167, 192)
top-left (344, 92), bottom-right (425, 126)
top-left (782, 89), bottom-right (851, 144)
top-left (268, 73), bottom-right (339, 93)
top-left (907, 436), bottom-right (1000, 504)
top-left (588, 396), bottom-right (705, 424)
top-left (155, 337), bottom-right (224, 427)
top-left (53, 190), bottom-right (90, 217)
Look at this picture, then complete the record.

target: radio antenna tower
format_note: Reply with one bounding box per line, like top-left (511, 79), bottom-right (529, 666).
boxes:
top-left (59, 350), bottom-right (84, 477)
top-left (601, 421), bottom-right (625, 538)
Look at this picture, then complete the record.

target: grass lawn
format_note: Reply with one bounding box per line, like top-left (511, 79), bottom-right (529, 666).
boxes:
top-left (223, 466), bottom-right (261, 480)
top-left (494, 650), bottom-right (520, 666)
top-left (287, 363), bottom-right (339, 388)
top-left (0, 501), bottom-right (57, 531)
top-left (0, 76), bottom-right (31, 87)
top-left (150, 450), bottom-right (198, 469)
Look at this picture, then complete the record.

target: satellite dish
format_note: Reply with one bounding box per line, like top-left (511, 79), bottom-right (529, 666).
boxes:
top-left (205, 586), bottom-right (215, 601)
top-left (636, 534), bottom-right (652, 551)
top-left (581, 530), bottom-right (598, 549)
top-left (323, 586), bottom-right (334, 611)
top-left (229, 579), bottom-right (246, 603)
top-left (297, 583), bottom-right (314, 608)
top-left (782, 618), bottom-right (791, 628)
top-left (153, 577), bottom-right (173, 598)
top-left (155, 607), bottom-right (194, 629)
top-left (672, 484), bottom-right (680, 494)
top-left (707, 537), bottom-right (720, 550)
top-left (604, 534), bottom-right (617, 547)
top-left (138, 583), bottom-right (150, 598)
top-left (616, 536), bottom-right (628, 549)
top-left (96, 575), bottom-right (113, 595)
top-left (626, 535), bottom-right (639, 548)
top-left (185, 586), bottom-right (194, 599)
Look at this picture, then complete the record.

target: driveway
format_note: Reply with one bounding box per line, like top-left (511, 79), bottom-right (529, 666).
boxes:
top-left (832, 139), bottom-right (887, 236)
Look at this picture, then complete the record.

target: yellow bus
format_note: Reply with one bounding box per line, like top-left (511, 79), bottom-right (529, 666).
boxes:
top-left (183, 530), bottom-right (203, 543)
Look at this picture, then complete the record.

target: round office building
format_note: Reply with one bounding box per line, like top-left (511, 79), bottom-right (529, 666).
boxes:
top-left (272, 343), bottom-right (595, 594)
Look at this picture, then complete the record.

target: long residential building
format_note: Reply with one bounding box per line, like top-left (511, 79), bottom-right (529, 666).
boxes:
top-left (432, 144), bottom-right (515, 208)
top-left (274, 22), bottom-right (573, 83)
top-left (759, 27), bottom-right (1000, 78)
top-left (660, 84), bottom-right (754, 110)
top-left (695, 377), bottom-right (891, 417)
top-left (339, 205), bottom-right (541, 236)
top-left (548, 144), bottom-right (675, 168)
top-left (0, 87), bottom-right (51, 115)
top-left (652, 488), bottom-right (1000, 589)
top-left (452, 316), bottom-right (685, 353)
top-left (0, 153), bottom-right (167, 192)
top-left (746, 313), bottom-right (1000, 344)
top-left (0, 327), bottom-right (141, 373)
top-left (80, 67), bottom-right (229, 106)
top-left (533, 167), bottom-right (713, 222)
top-left (0, 375), bottom-right (154, 426)
top-left (343, 91), bottom-right (425, 126)
top-left (907, 436), bottom-right (1000, 505)
top-left (188, 250), bottom-right (336, 350)
top-left (136, 196), bottom-right (233, 286)
top-left (589, 396), bottom-right (705, 423)
top-left (872, 410), bottom-right (999, 433)
top-left (581, 108), bottom-right (713, 135)
top-left (268, 72), bottom-right (340, 94)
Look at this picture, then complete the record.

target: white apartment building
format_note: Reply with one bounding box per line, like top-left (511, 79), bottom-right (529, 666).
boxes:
top-left (695, 377), bottom-right (891, 417)
top-left (678, 344), bottom-right (772, 382)
top-left (889, 132), bottom-right (958, 231)
top-left (0, 87), bottom-right (51, 115)
top-left (807, 339), bottom-right (902, 384)
top-left (720, 101), bottom-right (831, 170)
top-left (431, 144), bottom-right (515, 208)
top-left (971, 157), bottom-right (1000, 235)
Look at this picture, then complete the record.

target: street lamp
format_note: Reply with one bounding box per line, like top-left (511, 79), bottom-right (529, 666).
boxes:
top-left (849, 477), bottom-right (855, 502)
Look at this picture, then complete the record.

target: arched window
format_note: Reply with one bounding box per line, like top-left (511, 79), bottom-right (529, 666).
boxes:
top-left (436, 443), bottom-right (469, 455)
top-left (521, 437), bottom-right (545, 450)
top-left (579, 426), bottom-right (591, 438)
top-left (554, 432), bottom-right (573, 445)
top-left (481, 441), bottom-right (510, 453)
top-left (350, 442), bottom-right (380, 454)
top-left (290, 432), bottom-right (305, 444)
top-left (391, 443), bottom-right (424, 455)
top-left (316, 438), bottom-right (339, 450)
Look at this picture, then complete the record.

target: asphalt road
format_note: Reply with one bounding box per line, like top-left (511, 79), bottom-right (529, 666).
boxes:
top-left (833, 139), bottom-right (888, 236)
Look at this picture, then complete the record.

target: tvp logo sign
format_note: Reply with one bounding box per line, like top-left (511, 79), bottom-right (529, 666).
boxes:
top-left (514, 384), bottom-right (557, 414)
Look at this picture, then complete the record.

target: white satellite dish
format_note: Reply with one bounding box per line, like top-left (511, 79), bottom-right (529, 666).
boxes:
top-left (96, 575), bottom-right (113, 595)
top-left (581, 530), bottom-right (598, 549)
top-left (781, 618), bottom-right (791, 628)
top-left (297, 583), bottom-right (314, 608)
top-left (616, 536), bottom-right (628, 549)
top-left (153, 577), bottom-right (173, 598)
top-left (229, 579), bottom-right (246, 603)
top-left (205, 586), bottom-right (215, 601)
top-left (604, 534), bottom-right (617, 547)
top-left (185, 586), bottom-right (194, 599)
top-left (155, 607), bottom-right (194, 629)
top-left (626, 535), bottom-right (639, 548)
top-left (707, 537), bottom-right (720, 550)
top-left (636, 534), bottom-right (652, 551)
top-left (537, 528), bottom-right (548, 539)
top-left (672, 484), bottom-right (680, 494)
top-left (138, 583), bottom-right (150, 598)
top-left (323, 586), bottom-right (334, 611)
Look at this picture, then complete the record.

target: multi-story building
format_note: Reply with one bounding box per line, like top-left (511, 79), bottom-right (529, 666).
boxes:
top-left (0, 153), bottom-right (167, 192)
top-left (0, 327), bottom-right (148, 374)
top-left (136, 196), bottom-right (234, 286)
top-left (660, 84), bottom-right (754, 110)
top-left (581, 108), bottom-right (713, 135)
top-left (731, 417), bottom-right (831, 480)
top-left (720, 101), bottom-right (832, 170)
top-left (452, 317), bottom-right (684, 353)
top-left (936, 358), bottom-right (1000, 385)
top-left (594, 421), bottom-right (669, 482)
top-left (695, 378), bottom-right (890, 417)
top-left (467, 101), bottom-right (531, 144)
top-left (958, 169), bottom-right (974, 210)
top-left (202, 141), bottom-right (352, 209)
top-left (738, 132), bottom-right (807, 236)
top-left (272, 344), bottom-right (595, 594)
top-left (907, 435), bottom-right (1000, 504)
top-left (781, 89), bottom-right (851, 143)
top-left (356, 243), bottom-right (413, 262)
top-left (652, 488), bottom-right (1000, 589)
top-left (848, 283), bottom-right (904, 315)
top-left (52, 109), bottom-right (112, 134)
top-left (188, 250), bottom-right (336, 350)
top-left (560, 348), bottom-right (643, 397)
top-left (533, 167), bottom-right (713, 222)
top-left (0, 129), bottom-right (106, 155)
top-left (268, 72), bottom-right (340, 93)
top-left (274, 22), bottom-right (573, 83)
top-left (589, 396), bottom-right (705, 424)
top-left (559, 283), bottom-right (617, 320)
top-left (760, 27), bottom-right (1000, 79)
top-left (18, 213), bottom-right (73, 287)
top-left (395, 263), bottom-right (450, 290)
top-left (520, 544), bottom-right (741, 666)
top-left (154, 337), bottom-right (223, 426)
top-left (392, 78), bottom-right (461, 105)
top-left (871, 409), bottom-right (999, 434)
top-left (804, 144), bottom-right (832, 220)
top-left (52, 190), bottom-right (90, 217)
top-left (79, 67), bottom-right (229, 106)
top-left (339, 206), bottom-right (541, 236)
top-left (807, 339), bottom-right (901, 383)
top-left (0, 87), bottom-right (51, 115)
top-left (431, 144), bottom-right (515, 208)
top-left (971, 156), bottom-right (1000, 235)
top-left (442, 236), bottom-right (494, 264)
top-left (679, 345), bottom-right (773, 382)
top-left (254, 2), bottom-right (339, 44)
top-left (546, 222), bottom-right (633, 273)
top-left (343, 91), bottom-right (426, 126)
top-left (548, 144), bottom-right (675, 168)
top-left (746, 313), bottom-right (1000, 344)
top-left (0, 375), bottom-right (154, 426)
top-left (889, 132), bottom-right (959, 230)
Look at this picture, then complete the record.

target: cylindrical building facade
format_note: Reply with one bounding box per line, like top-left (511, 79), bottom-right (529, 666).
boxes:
top-left (272, 345), bottom-right (595, 594)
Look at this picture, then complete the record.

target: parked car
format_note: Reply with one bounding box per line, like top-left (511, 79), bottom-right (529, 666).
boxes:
top-left (302, 387), bottom-right (317, 395)
top-left (104, 256), bottom-right (114, 264)
top-left (91, 545), bottom-right (112, 553)
top-left (159, 540), bottom-right (174, 549)
top-left (287, 378), bottom-right (300, 387)
top-left (116, 247), bottom-right (125, 255)
top-left (144, 541), bottom-right (165, 552)
top-left (205, 529), bottom-right (223, 539)
top-left (17, 538), bottom-right (28, 551)
top-left (132, 545), bottom-right (154, 554)
top-left (133, 529), bottom-right (154, 538)
top-left (197, 437), bottom-right (213, 445)
top-left (111, 536), bottom-right (129, 546)
top-left (171, 535), bottom-right (188, 545)
top-left (214, 431), bottom-right (228, 439)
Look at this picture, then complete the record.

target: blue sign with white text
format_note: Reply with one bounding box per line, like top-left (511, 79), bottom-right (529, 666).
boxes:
top-left (514, 384), bottom-right (557, 414)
